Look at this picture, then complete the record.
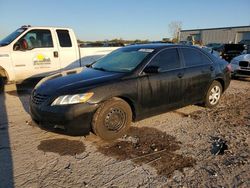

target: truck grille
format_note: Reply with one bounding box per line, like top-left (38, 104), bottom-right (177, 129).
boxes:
top-left (32, 91), bottom-right (49, 105)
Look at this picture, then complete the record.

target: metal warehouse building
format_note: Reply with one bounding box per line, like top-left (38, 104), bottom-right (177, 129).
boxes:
top-left (180, 26), bottom-right (250, 45)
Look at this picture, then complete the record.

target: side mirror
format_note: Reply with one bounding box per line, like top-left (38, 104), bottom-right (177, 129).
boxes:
top-left (14, 39), bottom-right (28, 51)
top-left (13, 43), bottom-right (21, 51)
top-left (143, 65), bottom-right (160, 74)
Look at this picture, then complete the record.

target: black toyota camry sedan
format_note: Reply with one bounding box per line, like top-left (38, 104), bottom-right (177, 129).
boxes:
top-left (30, 44), bottom-right (231, 140)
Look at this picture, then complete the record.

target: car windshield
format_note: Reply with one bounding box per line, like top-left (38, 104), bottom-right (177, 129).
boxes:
top-left (91, 48), bottom-right (153, 73)
top-left (0, 28), bottom-right (27, 46)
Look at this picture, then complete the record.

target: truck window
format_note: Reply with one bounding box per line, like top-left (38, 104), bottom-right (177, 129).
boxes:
top-left (20, 29), bottom-right (53, 49)
top-left (56, 30), bottom-right (72, 47)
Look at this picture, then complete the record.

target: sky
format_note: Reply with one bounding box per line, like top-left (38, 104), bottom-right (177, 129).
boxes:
top-left (0, 0), bottom-right (250, 41)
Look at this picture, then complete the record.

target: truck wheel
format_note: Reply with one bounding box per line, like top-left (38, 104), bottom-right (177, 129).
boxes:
top-left (92, 97), bottom-right (132, 141)
top-left (204, 81), bottom-right (222, 108)
top-left (0, 77), bottom-right (4, 93)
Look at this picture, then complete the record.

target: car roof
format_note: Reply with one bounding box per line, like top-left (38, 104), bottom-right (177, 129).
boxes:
top-left (124, 43), bottom-right (200, 51)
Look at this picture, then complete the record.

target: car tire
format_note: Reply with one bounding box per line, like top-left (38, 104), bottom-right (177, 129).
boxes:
top-left (204, 81), bottom-right (223, 108)
top-left (0, 77), bottom-right (4, 93)
top-left (92, 97), bottom-right (132, 141)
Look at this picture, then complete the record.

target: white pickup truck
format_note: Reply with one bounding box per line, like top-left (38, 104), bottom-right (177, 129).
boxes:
top-left (0, 25), bottom-right (119, 91)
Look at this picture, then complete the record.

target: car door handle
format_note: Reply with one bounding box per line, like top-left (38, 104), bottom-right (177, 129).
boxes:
top-left (177, 73), bottom-right (184, 78)
top-left (54, 51), bottom-right (59, 58)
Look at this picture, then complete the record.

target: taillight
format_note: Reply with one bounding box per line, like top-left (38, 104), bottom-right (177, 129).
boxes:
top-left (226, 64), bottom-right (232, 72)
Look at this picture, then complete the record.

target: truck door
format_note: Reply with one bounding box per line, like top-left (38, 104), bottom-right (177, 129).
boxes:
top-left (55, 29), bottom-right (79, 70)
top-left (11, 29), bottom-right (60, 81)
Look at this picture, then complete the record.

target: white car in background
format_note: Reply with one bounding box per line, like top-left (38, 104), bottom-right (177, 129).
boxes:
top-left (230, 54), bottom-right (250, 78)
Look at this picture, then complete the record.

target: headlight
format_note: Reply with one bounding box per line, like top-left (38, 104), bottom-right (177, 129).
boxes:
top-left (51, 92), bottom-right (94, 106)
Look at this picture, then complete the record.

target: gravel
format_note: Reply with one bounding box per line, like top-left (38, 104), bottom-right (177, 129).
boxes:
top-left (0, 79), bottom-right (249, 187)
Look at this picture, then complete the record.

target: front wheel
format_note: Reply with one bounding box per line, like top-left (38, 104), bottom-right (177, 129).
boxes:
top-left (92, 97), bottom-right (132, 141)
top-left (204, 81), bottom-right (222, 108)
top-left (0, 77), bottom-right (4, 93)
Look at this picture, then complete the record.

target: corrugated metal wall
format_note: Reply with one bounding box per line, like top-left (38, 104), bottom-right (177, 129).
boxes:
top-left (180, 27), bottom-right (250, 45)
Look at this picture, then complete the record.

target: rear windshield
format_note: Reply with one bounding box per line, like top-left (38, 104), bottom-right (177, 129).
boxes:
top-left (0, 28), bottom-right (27, 46)
top-left (92, 48), bottom-right (153, 73)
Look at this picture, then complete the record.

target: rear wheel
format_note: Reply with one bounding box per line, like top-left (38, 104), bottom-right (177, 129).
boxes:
top-left (0, 77), bottom-right (4, 93)
top-left (204, 81), bottom-right (222, 108)
top-left (92, 97), bottom-right (132, 141)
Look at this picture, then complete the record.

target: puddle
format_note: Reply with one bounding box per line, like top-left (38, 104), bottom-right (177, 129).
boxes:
top-left (37, 138), bottom-right (85, 156)
top-left (97, 127), bottom-right (196, 177)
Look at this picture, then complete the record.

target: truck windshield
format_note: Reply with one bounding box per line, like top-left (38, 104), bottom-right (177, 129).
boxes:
top-left (0, 28), bottom-right (27, 46)
top-left (92, 48), bottom-right (153, 73)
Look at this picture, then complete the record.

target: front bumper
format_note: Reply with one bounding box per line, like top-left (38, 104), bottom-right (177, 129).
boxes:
top-left (232, 69), bottom-right (250, 78)
top-left (30, 101), bottom-right (99, 136)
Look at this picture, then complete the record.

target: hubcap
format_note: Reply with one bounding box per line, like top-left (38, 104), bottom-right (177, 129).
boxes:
top-left (104, 108), bottom-right (126, 132)
top-left (209, 85), bottom-right (221, 105)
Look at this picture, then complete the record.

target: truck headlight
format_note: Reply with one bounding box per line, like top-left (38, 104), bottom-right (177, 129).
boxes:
top-left (51, 92), bottom-right (94, 106)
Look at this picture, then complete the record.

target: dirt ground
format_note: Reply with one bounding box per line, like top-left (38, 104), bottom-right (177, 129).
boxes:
top-left (0, 79), bottom-right (249, 188)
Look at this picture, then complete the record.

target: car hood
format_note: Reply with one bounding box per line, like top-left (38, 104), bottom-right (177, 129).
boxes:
top-left (35, 67), bottom-right (125, 96)
top-left (232, 54), bottom-right (250, 62)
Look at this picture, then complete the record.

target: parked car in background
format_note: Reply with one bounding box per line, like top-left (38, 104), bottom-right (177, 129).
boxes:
top-left (30, 44), bottom-right (231, 140)
top-left (179, 41), bottom-right (193, 45)
top-left (0, 25), bottom-right (119, 92)
top-left (239, 39), bottom-right (250, 53)
top-left (216, 44), bottom-right (245, 62)
top-left (230, 54), bottom-right (250, 78)
top-left (205, 43), bottom-right (223, 51)
top-left (200, 46), bottom-right (220, 58)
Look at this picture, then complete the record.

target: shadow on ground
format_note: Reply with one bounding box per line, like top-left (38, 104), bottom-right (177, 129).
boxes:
top-left (0, 91), bottom-right (14, 187)
top-left (95, 126), bottom-right (196, 177)
top-left (37, 138), bottom-right (86, 156)
top-left (5, 81), bottom-right (38, 114)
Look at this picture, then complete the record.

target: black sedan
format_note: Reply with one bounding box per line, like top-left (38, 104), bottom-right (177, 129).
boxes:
top-left (30, 44), bottom-right (231, 140)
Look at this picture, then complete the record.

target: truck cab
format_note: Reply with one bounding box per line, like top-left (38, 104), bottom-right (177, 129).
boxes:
top-left (0, 25), bottom-right (80, 83)
top-left (0, 25), bottom-right (119, 91)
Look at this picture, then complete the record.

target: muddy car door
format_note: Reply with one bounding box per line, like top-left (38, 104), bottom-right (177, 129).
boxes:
top-left (179, 47), bottom-right (214, 105)
top-left (138, 48), bottom-right (184, 116)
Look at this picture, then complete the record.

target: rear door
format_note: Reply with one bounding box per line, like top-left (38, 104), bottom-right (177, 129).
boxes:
top-left (56, 29), bottom-right (79, 70)
top-left (139, 48), bottom-right (184, 115)
top-left (11, 29), bottom-right (60, 80)
top-left (179, 47), bottom-right (214, 105)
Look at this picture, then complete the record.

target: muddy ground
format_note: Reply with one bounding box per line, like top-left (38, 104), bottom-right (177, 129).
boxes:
top-left (0, 79), bottom-right (249, 188)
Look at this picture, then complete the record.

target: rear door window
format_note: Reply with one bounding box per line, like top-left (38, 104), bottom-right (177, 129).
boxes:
top-left (56, 30), bottom-right (72, 47)
top-left (149, 48), bottom-right (181, 71)
top-left (181, 48), bottom-right (211, 67)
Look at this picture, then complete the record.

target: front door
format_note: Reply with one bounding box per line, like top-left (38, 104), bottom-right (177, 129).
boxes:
top-left (138, 48), bottom-right (184, 116)
top-left (11, 29), bottom-right (60, 81)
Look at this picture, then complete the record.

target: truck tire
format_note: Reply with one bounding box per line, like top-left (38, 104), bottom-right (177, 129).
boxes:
top-left (204, 81), bottom-right (222, 108)
top-left (0, 77), bottom-right (4, 93)
top-left (92, 97), bottom-right (132, 141)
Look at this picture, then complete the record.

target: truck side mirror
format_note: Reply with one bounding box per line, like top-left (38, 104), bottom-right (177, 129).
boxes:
top-left (143, 65), bottom-right (160, 74)
top-left (14, 39), bottom-right (28, 51)
top-left (13, 43), bottom-right (21, 51)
